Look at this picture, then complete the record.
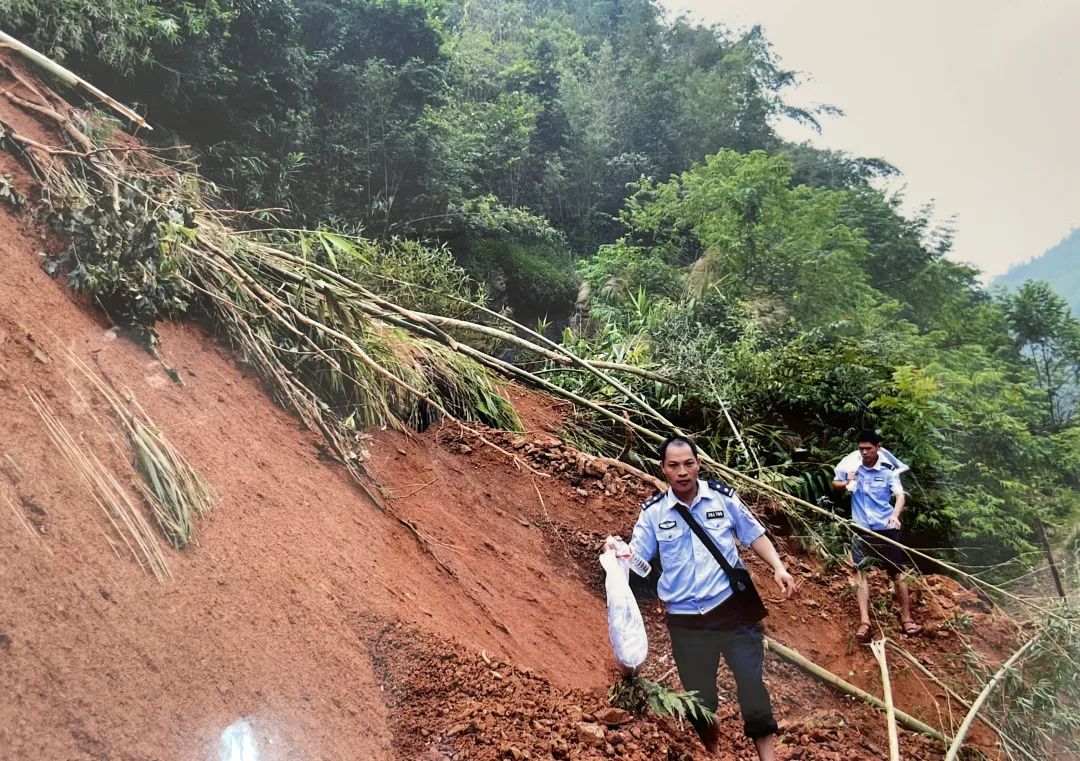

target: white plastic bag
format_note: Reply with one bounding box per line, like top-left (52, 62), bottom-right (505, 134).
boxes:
top-left (600, 548), bottom-right (648, 674)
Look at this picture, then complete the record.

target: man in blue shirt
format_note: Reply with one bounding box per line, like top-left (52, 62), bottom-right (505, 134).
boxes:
top-left (832, 430), bottom-right (921, 643)
top-left (616, 436), bottom-right (796, 760)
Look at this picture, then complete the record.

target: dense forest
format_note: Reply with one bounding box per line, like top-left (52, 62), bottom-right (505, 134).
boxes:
top-left (4, 0), bottom-right (1079, 578)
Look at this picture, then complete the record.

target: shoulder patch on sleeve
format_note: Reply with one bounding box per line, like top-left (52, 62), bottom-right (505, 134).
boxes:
top-left (706, 479), bottom-right (735, 497)
top-left (881, 461), bottom-right (896, 470)
top-left (642, 491), bottom-right (666, 510)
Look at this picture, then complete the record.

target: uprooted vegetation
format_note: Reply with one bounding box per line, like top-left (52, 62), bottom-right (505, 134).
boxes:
top-left (0, 45), bottom-right (1078, 760)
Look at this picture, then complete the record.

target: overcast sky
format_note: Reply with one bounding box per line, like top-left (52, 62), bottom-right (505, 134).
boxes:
top-left (658, 0), bottom-right (1080, 279)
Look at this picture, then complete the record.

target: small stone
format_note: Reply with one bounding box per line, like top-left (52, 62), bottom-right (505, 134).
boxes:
top-left (577, 721), bottom-right (605, 746)
top-left (594, 707), bottom-right (632, 726)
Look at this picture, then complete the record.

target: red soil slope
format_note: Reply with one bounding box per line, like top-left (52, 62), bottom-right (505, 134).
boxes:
top-left (0, 54), bottom-right (1020, 760)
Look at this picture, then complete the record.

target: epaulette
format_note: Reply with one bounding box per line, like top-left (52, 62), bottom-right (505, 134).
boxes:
top-left (881, 461), bottom-right (896, 470)
top-left (641, 491), bottom-right (666, 510)
top-left (707, 479), bottom-right (735, 497)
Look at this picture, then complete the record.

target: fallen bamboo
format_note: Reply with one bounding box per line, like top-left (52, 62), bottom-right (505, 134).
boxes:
top-left (27, 388), bottom-right (169, 581)
top-left (0, 31), bottom-right (150, 130)
top-left (943, 634), bottom-right (1041, 761)
top-left (414, 311), bottom-right (673, 384)
top-left (885, 642), bottom-right (1041, 761)
top-left (253, 244), bottom-right (672, 386)
top-left (763, 636), bottom-right (946, 742)
top-left (1034, 516), bottom-right (1067, 600)
top-left (870, 639), bottom-right (901, 761)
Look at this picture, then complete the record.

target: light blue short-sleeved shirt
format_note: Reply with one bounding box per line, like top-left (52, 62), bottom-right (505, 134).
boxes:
top-left (833, 457), bottom-right (904, 530)
top-left (628, 479), bottom-right (766, 615)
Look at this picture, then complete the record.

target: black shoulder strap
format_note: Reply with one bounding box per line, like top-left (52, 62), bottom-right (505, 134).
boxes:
top-left (706, 478), bottom-right (734, 497)
top-left (641, 490), bottom-right (665, 510)
top-left (671, 503), bottom-right (748, 592)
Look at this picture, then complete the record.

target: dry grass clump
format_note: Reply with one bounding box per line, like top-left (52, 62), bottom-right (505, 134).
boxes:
top-left (27, 388), bottom-right (170, 581)
top-left (67, 351), bottom-right (213, 549)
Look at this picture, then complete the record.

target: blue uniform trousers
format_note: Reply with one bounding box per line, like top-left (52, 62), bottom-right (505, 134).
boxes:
top-left (667, 622), bottom-right (777, 739)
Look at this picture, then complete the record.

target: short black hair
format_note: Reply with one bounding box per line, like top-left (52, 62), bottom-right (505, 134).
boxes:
top-left (857, 429), bottom-right (882, 446)
top-left (658, 435), bottom-right (699, 462)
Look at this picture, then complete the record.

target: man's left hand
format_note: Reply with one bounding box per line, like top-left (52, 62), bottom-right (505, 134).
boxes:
top-left (774, 568), bottom-right (797, 598)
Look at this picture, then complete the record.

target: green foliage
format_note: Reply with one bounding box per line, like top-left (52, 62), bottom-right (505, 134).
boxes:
top-left (995, 227), bottom-right (1080, 318)
top-left (0, 174), bottom-right (26, 209)
top-left (0, 0), bottom-right (179, 70)
top-left (43, 189), bottom-right (195, 348)
top-left (608, 675), bottom-right (715, 726)
top-left (563, 148), bottom-right (1080, 577)
top-left (993, 612), bottom-right (1080, 755)
top-left (447, 197), bottom-right (579, 321)
top-left (1000, 280), bottom-right (1080, 429)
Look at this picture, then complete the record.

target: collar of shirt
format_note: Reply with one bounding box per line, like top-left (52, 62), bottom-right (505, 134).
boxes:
top-left (659, 479), bottom-right (718, 512)
top-left (860, 456), bottom-right (887, 471)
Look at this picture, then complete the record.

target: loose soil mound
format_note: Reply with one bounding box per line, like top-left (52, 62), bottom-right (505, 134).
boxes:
top-left (0, 51), bottom-right (1019, 760)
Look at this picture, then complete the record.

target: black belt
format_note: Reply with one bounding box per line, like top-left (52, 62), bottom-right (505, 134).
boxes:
top-left (665, 595), bottom-right (746, 631)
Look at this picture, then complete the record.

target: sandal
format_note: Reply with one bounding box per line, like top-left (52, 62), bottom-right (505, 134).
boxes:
top-left (901, 620), bottom-right (923, 636)
top-left (854, 622), bottom-right (872, 644)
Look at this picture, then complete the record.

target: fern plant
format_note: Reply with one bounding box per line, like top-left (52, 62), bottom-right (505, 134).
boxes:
top-left (609, 676), bottom-right (715, 726)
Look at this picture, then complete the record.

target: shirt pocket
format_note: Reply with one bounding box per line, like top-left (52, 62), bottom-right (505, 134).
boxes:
top-left (703, 517), bottom-right (737, 549)
top-left (657, 524), bottom-right (690, 566)
top-left (869, 474), bottom-right (890, 498)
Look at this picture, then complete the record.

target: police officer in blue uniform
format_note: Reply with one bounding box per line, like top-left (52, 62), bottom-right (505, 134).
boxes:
top-left (615, 436), bottom-right (796, 759)
top-left (831, 430), bottom-right (921, 643)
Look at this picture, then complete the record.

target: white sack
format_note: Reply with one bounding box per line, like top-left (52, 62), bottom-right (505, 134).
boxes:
top-left (836, 447), bottom-right (909, 476)
top-left (600, 548), bottom-right (648, 674)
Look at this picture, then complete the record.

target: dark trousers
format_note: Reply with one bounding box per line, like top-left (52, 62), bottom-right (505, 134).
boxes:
top-left (667, 622), bottom-right (777, 739)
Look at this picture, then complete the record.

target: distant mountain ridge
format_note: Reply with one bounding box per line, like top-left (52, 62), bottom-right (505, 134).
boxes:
top-left (994, 228), bottom-right (1080, 316)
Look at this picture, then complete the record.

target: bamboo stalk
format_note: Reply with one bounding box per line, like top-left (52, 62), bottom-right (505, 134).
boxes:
top-left (413, 311), bottom-right (672, 384)
top-left (0, 31), bottom-right (150, 129)
top-left (885, 642), bottom-right (1041, 761)
top-left (1034, 516), bottom-right (1067, 600)
top-left (870, 639), bottom-right (901, 761)
top-left (943, 635), bottom-right (1041, 761)
top-left (763, 636), bottom-right (946, 742)
top-left (887, 642), bottom-right (973, 709)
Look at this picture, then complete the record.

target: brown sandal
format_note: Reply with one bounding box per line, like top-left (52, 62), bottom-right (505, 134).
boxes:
top-left (901, 620), bottom-right (923, 636)
top-left (854, 622), bottom-right (872, 643)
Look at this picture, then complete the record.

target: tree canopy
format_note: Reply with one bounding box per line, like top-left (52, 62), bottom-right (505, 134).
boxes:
top-left (4, 0), bottom-right (1077, 578)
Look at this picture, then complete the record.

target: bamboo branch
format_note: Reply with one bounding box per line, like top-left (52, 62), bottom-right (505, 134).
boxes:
top-left (870, 639), bottom-right (901, 761)
top-left (764, 636), bottom-right (946, 742)
top-left (943, 634), bottom-right (1041, 761)
top-left (0, 31), bottom-right (150, 130)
